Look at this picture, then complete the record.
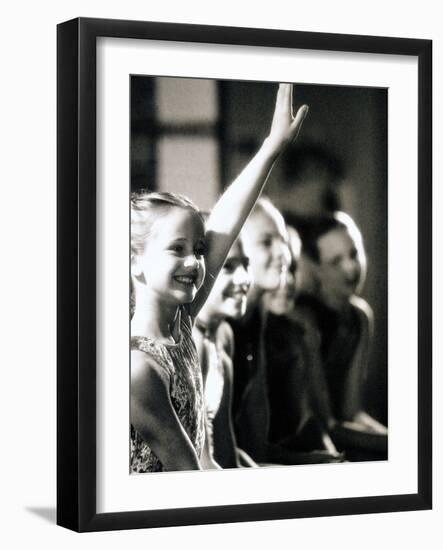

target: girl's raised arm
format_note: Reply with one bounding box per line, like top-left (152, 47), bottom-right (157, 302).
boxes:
top-left (191, 84), bottom-right (308, 318)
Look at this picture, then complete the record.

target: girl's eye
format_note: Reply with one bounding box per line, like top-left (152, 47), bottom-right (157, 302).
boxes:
top-left (223, 260), bottom-right (235, 273)
top-left (170, 244), bottom-right (184, 254)
top-left (260, 238), bottom-right (273, 248)
top-left (223, 258), bottom-right (249, 272)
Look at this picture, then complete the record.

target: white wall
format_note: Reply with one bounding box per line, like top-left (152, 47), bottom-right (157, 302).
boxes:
top-left (0, 0), bottom-right (440, 547)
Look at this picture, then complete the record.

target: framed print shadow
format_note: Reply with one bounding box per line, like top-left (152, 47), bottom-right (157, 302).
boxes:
top-left (57, 17), bottom-right (432, 532)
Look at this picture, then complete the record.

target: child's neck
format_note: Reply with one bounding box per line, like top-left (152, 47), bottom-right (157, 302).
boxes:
top-left (319, 288), bottom-right (350, 313)
top-left (132, 288), bottom-right (180, 343)
top-left (244, 286), bottom-right (265, 319)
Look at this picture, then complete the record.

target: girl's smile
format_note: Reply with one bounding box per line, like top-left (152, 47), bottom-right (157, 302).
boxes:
top-left (132, 207), bottom-right (206, 306)
top-left (198, 240), bottom-right (251, 323)
top-left (173, 271), bottom-right (200, 287)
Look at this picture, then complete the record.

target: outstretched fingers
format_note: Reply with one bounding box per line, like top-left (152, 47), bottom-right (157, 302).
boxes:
top-left (267, 82), bottom-right (309, 155)
top-left (275, 82), bottom-right (293, 118)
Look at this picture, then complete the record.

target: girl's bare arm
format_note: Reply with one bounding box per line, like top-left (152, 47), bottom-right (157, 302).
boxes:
top-left (131, 351), bottom-right (202, 471)
top-left (341, 297), bottom-right (374, 421)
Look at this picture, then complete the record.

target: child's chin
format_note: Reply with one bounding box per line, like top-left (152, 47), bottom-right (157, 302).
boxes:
top-left (174, 288), bottom-right (197, 304)
top-left (224, 303), bottom-right (245, 319)
top-left (268, 300), bottom-right (288, 316)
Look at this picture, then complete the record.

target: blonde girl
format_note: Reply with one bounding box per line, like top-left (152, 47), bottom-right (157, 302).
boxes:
top-left (130, 84), bottom-right (308, 472)
top-left (228, 197), bottom-right (292, 462)
top-left (194, 236), bottom-right (258, 468)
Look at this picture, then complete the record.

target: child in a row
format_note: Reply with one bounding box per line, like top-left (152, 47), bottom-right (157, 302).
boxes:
top-left (130, 84), bottom-right (308, 472)
top-left (198, 202), bottom-right (386, 467)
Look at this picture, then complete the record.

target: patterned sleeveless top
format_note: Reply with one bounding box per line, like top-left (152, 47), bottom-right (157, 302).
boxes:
top-left (130, 308), bottom-right (205, 473)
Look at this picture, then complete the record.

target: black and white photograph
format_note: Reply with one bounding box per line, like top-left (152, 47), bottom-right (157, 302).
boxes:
top-left (2, 0), bottom-right (440, 544)
top-left (129, 76), bottom-right (388, 473)
top-left (54, 15), bottom-right (432, 534)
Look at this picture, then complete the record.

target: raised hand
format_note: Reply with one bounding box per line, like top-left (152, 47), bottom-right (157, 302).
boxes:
top-left (266, 83), bottom-right (308, 155)
top-left (192, 82), bottom-right (308, 319)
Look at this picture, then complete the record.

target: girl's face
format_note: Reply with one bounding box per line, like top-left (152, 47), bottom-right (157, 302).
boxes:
top-left (265, 226), bottom-right (301, 315)
top-left (132, 207), bottom-right (206, 306)
top-left (203, 240), bottom-right (251, 321)
top-left (241, 207), bottom-right (291, 292)
top-left (316, 226), bottom-right (364, 303)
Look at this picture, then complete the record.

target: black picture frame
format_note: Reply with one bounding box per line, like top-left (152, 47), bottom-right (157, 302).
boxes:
top-left (57, 17), bottom-right (432, 532)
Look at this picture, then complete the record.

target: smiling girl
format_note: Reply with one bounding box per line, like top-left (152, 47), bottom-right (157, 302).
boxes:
top-left (264, 225), bottom-right (343, 463)
top-left (295, 211), bottom-right (388, 459)
top-left (230, 200), bottom-right (342, 464)
top-left (229, 197), bottom-right (293, 463)
top-left (130, 84), bottom-right (308, 473)
top-left (193, 237), bottom-right (257, 468)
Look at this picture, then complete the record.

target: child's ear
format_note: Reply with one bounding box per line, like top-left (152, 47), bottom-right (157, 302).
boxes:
top-left (131, 254), bottom-right (146, 283)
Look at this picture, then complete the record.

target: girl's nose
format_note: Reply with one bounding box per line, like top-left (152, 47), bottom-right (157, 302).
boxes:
top-left (274, 240), bottom-right (291, 267)
top-left (183, 255), bottom-right (199, 269)
top-left (343, 257), bottom-right (359, 276)
top-left (233, 265), bottom-right (251, 287)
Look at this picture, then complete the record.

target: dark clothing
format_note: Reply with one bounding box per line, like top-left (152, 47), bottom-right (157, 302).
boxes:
top-left (230, 305), bottom-right (341, 464)
top-left (296, 293), bottom-right (362, 420)
top-left (230, 305), bottom-right (270, 462)
top-left (265, 313), bottom-right (308, 444)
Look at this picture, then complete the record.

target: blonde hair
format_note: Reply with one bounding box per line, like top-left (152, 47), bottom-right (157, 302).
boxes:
top-left (131, 190), bottom-right (204, 256)
top-left (248, 197), bottom-right (288, 238)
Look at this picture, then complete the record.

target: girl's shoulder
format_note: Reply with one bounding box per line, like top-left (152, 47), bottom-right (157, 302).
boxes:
top-left (131, 336), bottom-right (174, 378)
top-left (349, 296), bottom-right (374, 325)
top-left (349, 296), bottom-right (374, 338)
top-left (216, 321), bottom-right (235, 382)
top-left (216, 321), bottom-right (234, 357)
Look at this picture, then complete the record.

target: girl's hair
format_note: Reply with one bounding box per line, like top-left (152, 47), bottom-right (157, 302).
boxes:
top-left (131, 190), bottom-right (204, 255)
top-left (250, 196), bottom-right (281, 221)
top-left (290, 211), bottom-right (363, 262)
top-left (286, 225), bottom-right (302, 275)
top-left (248, 196), bottom-right (289, 239)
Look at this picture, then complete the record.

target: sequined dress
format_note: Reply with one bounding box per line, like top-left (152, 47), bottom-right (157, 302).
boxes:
top-left (130, 308), bottom-right (205, 473)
